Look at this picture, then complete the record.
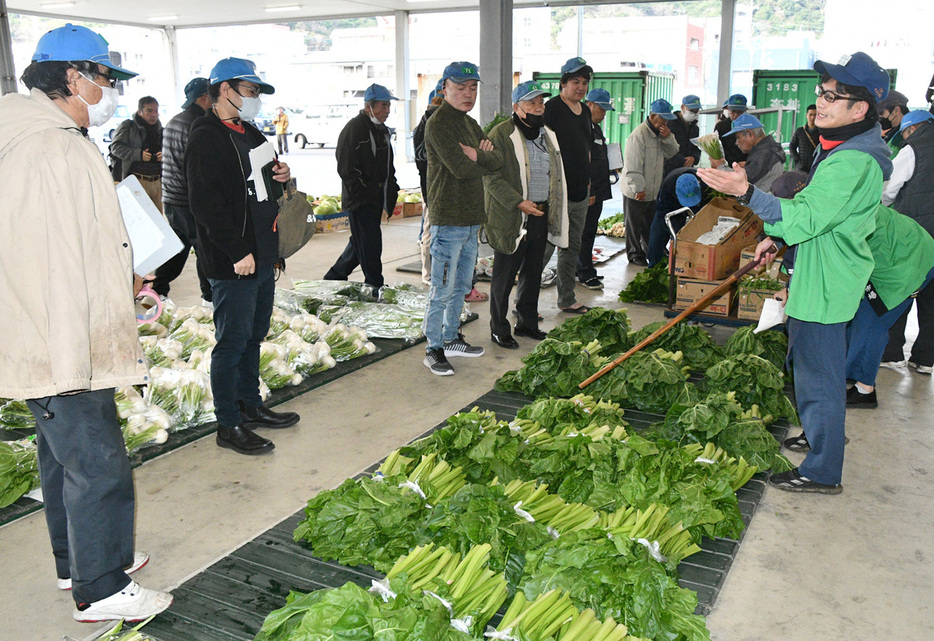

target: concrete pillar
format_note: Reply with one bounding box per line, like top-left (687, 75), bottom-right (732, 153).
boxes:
top-left (717, 0), bottom-right (736, 106)
top-left (0, 0), bottom-right (17, 95)
top-left (394, 10), bottom-right (413, 161)
top-left (164, 26), bottom-right (181, 107)
top-left (478, 0), bottom-right (513, 127)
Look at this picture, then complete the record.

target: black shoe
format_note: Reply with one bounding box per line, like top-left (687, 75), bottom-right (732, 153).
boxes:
top-left (216, 424), bottom-right (274, 455)
top-left (239, 402), bottom-right (300, 429)
top-left (579, 276), bottom-right (604, 290)
top-left (629, 256), bottom-right (648, 267)
top-left (491, 332), bottom-right (520, 349)
top-left (845, 385), bottom-right (878, 409)
top-left (783, 433), bottom-right (810, 452)
top-left (424, 348), bottom-right (454, 375)
top-left (768, 468), bottom-right (842, 494)
top-left (514, 324), bottom-right (547, 340)
top-left (512, 309), bottom-right (544, 323)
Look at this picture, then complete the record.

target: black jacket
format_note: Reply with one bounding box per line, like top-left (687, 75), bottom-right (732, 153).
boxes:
top-left (789, 125), bottom-right (819, 172)
top-left (335, 110), bottom-right (399, 213)
top-left (663, 111), bottom-right (701, 177)
top-left (891, 122), bottom-right (934, 237)
top-left (590, 121), bottom-right (612, 202)
top-left (162, 103), bottom-right (205, 206)
top-left (414, 105), bottom-right (439, 202)
top-left (186, 110), bottom-right (274, 280)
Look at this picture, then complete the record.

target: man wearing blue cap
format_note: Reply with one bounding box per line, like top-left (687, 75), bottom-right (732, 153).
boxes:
top-left (880, 110), bottom-right (934, 376)
top-left (698, 51), bottom-right (894, 494)
top-left (713, 93), bottom-right (749, 167)
top-left (577, 87), bottom-right (615, 289)
top-left (646, 168), bottom-right (712, 267)
top-left (324, 83), bottom-right (400, 289)
top-left (663, 94), bottom-right (703, 177)
top-left (723, 113), bottom-right (786, 192)
top-left (187, 57), bottom-right (300, 455)
top-left (0, 24), bottom-right (173, 621)
top-left (620, 98), bottom-right (680, 266)
top-left (152, 77), bottom-right (214, 307)
top-left (423, 61), bottom-right (502, 375)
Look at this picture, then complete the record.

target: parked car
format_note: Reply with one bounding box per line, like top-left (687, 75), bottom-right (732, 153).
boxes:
top-left (291, 103), bottom-right (359, 149)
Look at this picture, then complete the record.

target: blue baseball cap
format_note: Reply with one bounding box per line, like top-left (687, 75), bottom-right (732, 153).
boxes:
top-left (512, 81), bottom-right (551, 104)
top-left (182, 77), bottom-right (209, 109)
top-left (650, 99), bottom-right (677, 120)
top-left (814, 52), bottom-right (889, 102)
top-left (364, 83), bottom-right (398, 102)
top-left (442, 61), bottom-right (481, 84)
top-left (897, 110), bottom-right (934, 134)
top-left (682, 94), bottom-right (702, 110)
top-left (561, 57), bottom-right (591, 75)
top-left (586, 88), bottom-right (614, 110)
top-left (209, 57), bottom-right (275, 94)
top-left (32, 23), bottom-right (137, 80)
top-left (428, 79), bottom-right (443, 102)
top-left (724, 113), bottom-right (764, 136)
top-left (676, 173), bottom-right (702, 208)
top-left (726, 94), bottom-right (748, 111)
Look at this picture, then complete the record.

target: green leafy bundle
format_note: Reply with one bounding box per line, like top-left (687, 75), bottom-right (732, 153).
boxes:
top-left (597, 211), bottom-right (626, 231)
top-left (704, 354), bottom-right (799, 425)
top-left (0, 438), bottom-right (39, 508)
top-left (519, 531), bottom-right (712, 641)
top-left (516, 394), bottom-right (630, 435)
top-left (0, 399), bottom-right (36, 431)
top-left (618, 260), bottom-right (670, 304)
top-left (588, 349), bottom-right (701, 413)
top-left (645, 392), bottom-right (793, 473)
top-left (629, 321), bottom-right (723, 372)
top-left (547, 308), bottom-right (634, 355)
top-left (723, 326), bottom-right (788, 371)
top-left (495, 339), bottom-right (605, 399)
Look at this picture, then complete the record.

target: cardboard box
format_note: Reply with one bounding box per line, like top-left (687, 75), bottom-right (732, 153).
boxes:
top-left (384, 203), bottom-right (404, 221)
top-left (737, 287), bottom-right (780, 320)
top-left (739, 243), bottom-right (787, 278)
top-left (315, 211), bottom-right (349, 233)
top-left (403, 202), bottom-right (424, 218)
top-left (674, 277), bottom-right (736, 317)
top-left (674, 197), bottom-right (764, 280)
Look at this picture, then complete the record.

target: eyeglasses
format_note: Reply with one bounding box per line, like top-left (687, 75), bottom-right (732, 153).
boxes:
top-left (815, 85), bottom-right (859, 103)
top-left (236, 85), bottom-right (262, 98)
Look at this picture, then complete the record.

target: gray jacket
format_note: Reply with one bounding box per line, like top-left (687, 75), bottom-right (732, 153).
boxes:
top-left (621, 119), bottom-right (679, 200)
top-left (110, 115), bottom-right (163, 181)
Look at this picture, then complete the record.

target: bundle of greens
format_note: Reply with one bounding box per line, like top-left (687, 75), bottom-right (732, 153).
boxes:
top-left (0, 399), bottom-right (35, 431)
top-left (495, 339), bottom-right (606, 399)
top-left (318, 302), bottom-right (423, 341)
top-left (704, 354), bottom-right (798, 424)
top-left (723, 326), bottom-right (788, 371)
top-left (547, 308), bottom-right (633, 355)
top-left (145, 367), bottom-right (215, 427)
top-left (118, 385), bottom-right (172, 451)
top-left (0, 437), bottom-right (39, 508)
top-left (519, 531), bottom-right (712, 641)
top-left (596, 212), bottom-right (626, 233)
top-left (618, 260), bottom-right (670, 304)
top-left (738, 274), bottom-right (785, 295)
top-left (629, 321), bottom-right (723, 372)
top-left (495, 588), bottom-right (639, 641)
top-left (516, 394), bottom-right (630, 436)
top-left (692, 133), bottom-right (724, 161)
top-left (94, 617), bottom-right (157, 641)
top-left (645, 391), bottom-right (792, 473)
top-left (588, 349), bottom-right (701, 414)
top-left (168, 318), bottom-right (216, 359)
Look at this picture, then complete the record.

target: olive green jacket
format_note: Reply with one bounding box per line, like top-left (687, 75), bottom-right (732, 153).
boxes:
top-left (483, 120), bottom-right (569, 254)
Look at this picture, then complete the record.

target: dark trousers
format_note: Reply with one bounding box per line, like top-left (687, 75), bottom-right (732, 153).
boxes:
top-left (324, 206), bottom-right (384, 288)
top-left (624, 196), bottom-right (654, 262)
top-left (577, 199), bottom-right (603, 281)
top-left (153, 202), bottom-right (212, 301)
top-left (789, 318), bottom-right (848, 485)
top-left (26, 389), bottom-right (134, 604)
top-left (277, 133), bottom-right (289, 154)
top-left (647, 207), bottom-right (689, 267)
top-left (209, 265), bottom-right (275, 427)
top-left (490, 213), bottom-right (548, 336)
top-left (882, 276), bottom-right (934, 367)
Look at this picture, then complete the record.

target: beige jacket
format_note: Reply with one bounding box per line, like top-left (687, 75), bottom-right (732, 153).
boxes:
top-left (0, 89), bottom-right (149, 399)
top-left (621, 119), bottom-right (680, 200)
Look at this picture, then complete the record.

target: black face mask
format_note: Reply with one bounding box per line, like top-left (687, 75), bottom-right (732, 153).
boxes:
top-left (879, 117), bottom-right (893, 130)
top-left (523, 113), bottom-right (544, 128)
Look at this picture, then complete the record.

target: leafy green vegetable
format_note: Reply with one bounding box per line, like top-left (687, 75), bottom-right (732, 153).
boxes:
top-left (516, 394), bottom-right (629, 435)
top-left (693, 133), bottom-right (724, 160)
top-left (546, 308), bottom-right (633, 355)
top-left (495, 338), bottom-right (605, 399)
top-left (0, 438), bottom-right (39, 508)
top-left (723, 326), bottom-right (788, 371)
top-left (704, 354), bottom-right (799, 424)
top-left (738, 274), bottom-right (785, 294)
top-left (519, 530), bottom-right (712, 641)
top-left (618, 260), bottom-right (670, 304)
top-left (597, 212), bottom-right (626, 231)
top-left (0, 399), bottom-right (36, 431)
top-left (588, 349), bottom-right (701, 413)
top-left (629, 321), bottom-right (723, 372)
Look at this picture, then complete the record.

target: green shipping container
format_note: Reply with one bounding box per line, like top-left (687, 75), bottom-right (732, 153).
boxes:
top-left (532, 70), bottom-right (674, 151)
top-left (752, 68), bottom-right (899, 144)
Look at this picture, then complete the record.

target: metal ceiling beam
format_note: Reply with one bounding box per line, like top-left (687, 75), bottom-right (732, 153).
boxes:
top-left (717, 0), bottom-right (735, 106)
top-left (1, 0), bottom-right (18, 94)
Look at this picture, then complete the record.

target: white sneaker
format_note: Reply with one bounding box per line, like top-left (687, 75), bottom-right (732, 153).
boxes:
top-left (879, 360), bottom-right (906, 370)
top-left (540, 267), bottom-right (557, 288)
top-left (908, 361), bottom-right (933, 374)
top-left (58, 551), bottom-right (150, 590)
top-left (73, 581), bottom-right (173, 622)
top-left (201, 298), bottom-right (214, 311)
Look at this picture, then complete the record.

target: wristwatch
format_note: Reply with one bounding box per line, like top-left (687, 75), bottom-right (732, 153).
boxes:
top-left (736, 183), bottom-right (755, 206)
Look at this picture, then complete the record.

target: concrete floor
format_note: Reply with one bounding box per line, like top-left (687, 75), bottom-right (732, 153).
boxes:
top-left (2, 157), bottom-right (932, 639)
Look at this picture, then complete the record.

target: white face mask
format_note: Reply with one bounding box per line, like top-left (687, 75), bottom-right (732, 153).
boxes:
top-left (78, 74), bottom-right (119, 127)
top-left (236, 95), bottom-right (262, 121)
top-left (723, 108), bottom-right (730, 119)
top-left (682, 110), bottom-right (698, 123)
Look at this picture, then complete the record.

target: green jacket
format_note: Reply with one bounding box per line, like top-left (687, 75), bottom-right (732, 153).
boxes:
top-left (867, 204), bottom-right (934, 309)
top-left (765, 150), bottom-right (880, 323)
top-left (483, 120), bottom-right (569, 254)
top-left (425, 100), bottom-right (503, 227)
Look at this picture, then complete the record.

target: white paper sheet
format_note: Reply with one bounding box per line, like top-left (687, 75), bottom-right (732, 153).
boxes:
top-left (116, 175), bottom-right (183, 275)
top-left (248, 140), bottom-right (278, 202)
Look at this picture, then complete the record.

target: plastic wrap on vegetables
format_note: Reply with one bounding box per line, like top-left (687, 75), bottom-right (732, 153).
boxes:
top-left (145, 367), bottom-right (215, 428)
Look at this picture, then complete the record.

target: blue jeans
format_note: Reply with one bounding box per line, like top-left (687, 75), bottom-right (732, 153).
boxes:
top-left (846, 268), bottom-right (934, 385)
top-left (424, 225), bottom-right (478, 350)
top-left (209, 265), bottom-right (275, 426)
top-left (789, 318), bottom-right (848, 485)
top-left (27, 389), bottom-right (135, 604)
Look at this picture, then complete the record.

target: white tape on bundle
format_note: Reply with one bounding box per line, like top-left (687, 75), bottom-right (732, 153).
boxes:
top-left (547, 526), bottom-right (560, 539)
top-left (484, 626), bottom-right (519, 641)
top-left (508, 420), bottom-right (522, 435)
top-left (513, 501), bottom-right (536, 523)
top-left (450, 615), bottom-right (473, 633)
top-left (368, 578), bottom-right (397, 602)
top-left (372, 471), bottom-right (385, 481)
top-left (636, 538), bottom-right (668, 563)
top-left (424, 590), bottom-right (454, 616)
top-left (399, 480), bottom-right (426, 500)
top-left (694, 457), bottom-right (717, 464)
